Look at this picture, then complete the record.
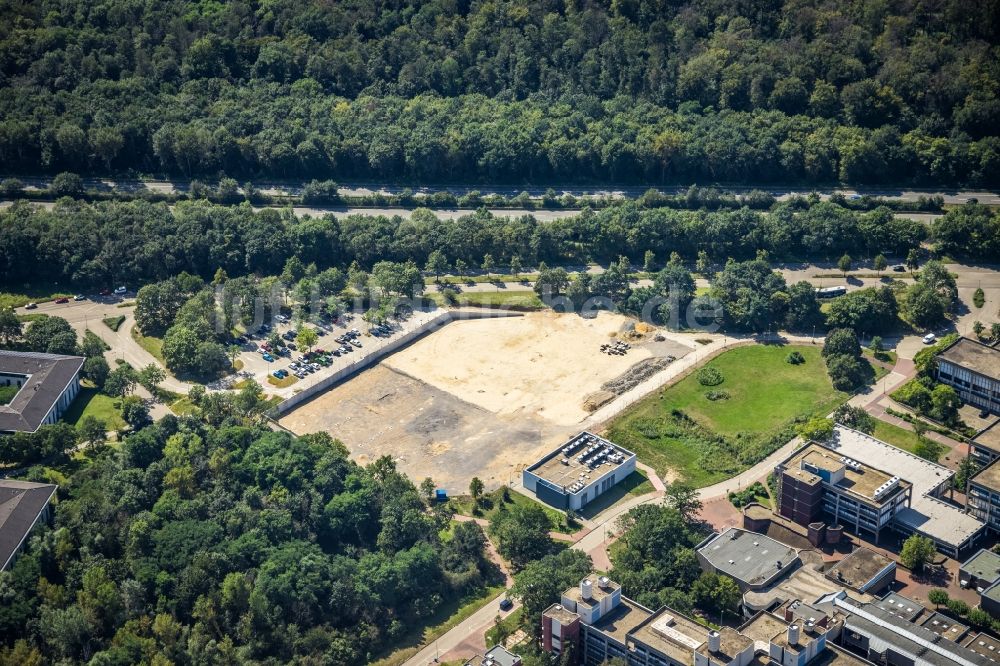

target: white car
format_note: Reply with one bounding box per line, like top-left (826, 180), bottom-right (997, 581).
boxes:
top-left (113, 286), bottom-right (127, 295)
top-left (922, 333), bottom-right (936, 344)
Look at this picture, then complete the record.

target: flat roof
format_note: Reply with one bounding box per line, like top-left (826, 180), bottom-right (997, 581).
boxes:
top-left (542, 602), bottom-right (579, 625)
top-left (960, 548), bottom-right (1000, 584)
top-left (825, 426), bottom-right (985, 548)
top-left (739, 611), bottom-right (789, 645)
top-left (919, 611), bottom-right (968, 641)
top-left (630, 607), bottom-right (721, 665)
top-left (0, 350), bottom-right (84, 433)
top-left (463, 646), bottom-right (521, 666)
top-left (744, 560), bottom-right (847, 611)
top-left (0, 479), bottom-right (58, 570)
top-left (972, 420), bottom-right (1000, 455)
top-left (937, 337), bottom-right (1000, 379)
top-left (873, 592), bottom-right (926, 622)
top-left (984, 579), bottom-right (1000, 604)
top-left (527, 431), bottom-right (635, 492)
top-left (563, 573), bottom-right (620, 610)
top-left (696, 626), bottom-right (753, 662)
top-left (826, 548), bottom-right (894, 591)
top-left (782, 442), bottom-right (910, 505)
top-left (971, 458), bottom-right (1000, 493)
top-left (698, 527), bottom-right (798, 587)
top-left (590, 597), bottom-right (652, 646)
top-left (962, 632), bottom-right (1000, 663)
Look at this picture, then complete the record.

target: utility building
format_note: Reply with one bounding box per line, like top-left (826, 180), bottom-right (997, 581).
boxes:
top-left (522, 432), bottom-right (636, 511)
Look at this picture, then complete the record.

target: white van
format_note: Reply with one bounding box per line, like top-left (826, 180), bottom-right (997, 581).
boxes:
top-left (922, 333), bottom-right (936, 344)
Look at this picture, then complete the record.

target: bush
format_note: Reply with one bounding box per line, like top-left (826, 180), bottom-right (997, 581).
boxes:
top-left (826, 353), bottom-right (870, 391)
top-left (705, 390), bottom-right (730, 401)
top-left (697, 366), bottom-right (724, 386)
top-left (50, 172), bottom-right (84, 197)
top-left (973, 287), bottom-right (985, 308)
top-left (786, 351), bottom-right (805, 364)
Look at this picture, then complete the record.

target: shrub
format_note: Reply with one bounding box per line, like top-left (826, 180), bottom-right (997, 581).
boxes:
top-left (973, 287), bottom-right (985, 308)
top-left (786, 351), bottom-right (805, 364)
top-left (946, 599), bottom-right (970, 616)
top-left (705, 390), bottom-right (730, 401)
top-left (697, 366), bottom-right (724, 386)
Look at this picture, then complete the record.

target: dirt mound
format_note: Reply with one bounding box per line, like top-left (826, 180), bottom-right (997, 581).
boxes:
top-left (582, 390), bottom-right (616, 412)
top-left (601, 356), bottom-right (674, 394)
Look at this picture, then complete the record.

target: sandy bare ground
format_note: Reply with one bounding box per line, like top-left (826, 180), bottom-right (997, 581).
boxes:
top-left (277, 365), bottom-right (568, 492)
top-left (383, 311), bottom-right (662, 426)
top-left (279, 311), bottom-right (692, 491)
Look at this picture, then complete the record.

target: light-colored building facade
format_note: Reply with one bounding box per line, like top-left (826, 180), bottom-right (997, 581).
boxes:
top-left (935, 337), bottom-right (1000, 415)
top-left (522, 432), bottom-right (636, 511)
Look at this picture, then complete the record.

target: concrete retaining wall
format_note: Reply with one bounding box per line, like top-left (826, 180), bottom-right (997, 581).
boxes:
top-left (270, 308), bottom-right (523, 417)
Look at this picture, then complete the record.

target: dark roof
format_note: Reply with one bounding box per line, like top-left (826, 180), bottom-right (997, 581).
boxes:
top-left (0, 351), bottom-right (84, 433)
top-left (836, 596), bottom-right (982, 666)
top-left (937, 337), bottom-right (1000, 380)
top-left (0, 479), bottom-right (57, 570)
top-left (826, 547), bottom-right (894, 591)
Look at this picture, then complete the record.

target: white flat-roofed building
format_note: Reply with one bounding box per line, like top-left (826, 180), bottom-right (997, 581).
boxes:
top-left (522, 431), bottom-right (636, 511)
top-left (809, 426), bottom-right (985, 558)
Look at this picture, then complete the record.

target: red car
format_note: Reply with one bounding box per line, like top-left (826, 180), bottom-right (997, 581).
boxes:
top-left (99, 288), bottom-right (111, 296)
top-left (54, 297), bottom-right (69, 304)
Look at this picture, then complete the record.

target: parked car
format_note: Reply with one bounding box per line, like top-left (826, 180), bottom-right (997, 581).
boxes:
top-left (24, 302), bottom-right (37, 309)
top-left (499, 598), bottom-right (514, 612)
top-left (99, 288), bottom-right (111, 296)
top-left (54, 297), bottom-right (69, 304)
top-left (262, 353), bottom-right (275, 362)
top-left (73, 294), bottom-right (86, 301)
top-left (922, 333), bottom-right (936, 344)
top-left (114, 286), bottom-right (127, 295)
top-left (286, 343), bottom-right (297, 351)
top-left (892, 265), bottom-right (906, 272)
top-left (351, 339), bottom-right (362, 347)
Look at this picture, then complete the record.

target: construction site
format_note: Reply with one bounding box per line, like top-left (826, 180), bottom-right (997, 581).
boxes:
top-left (278, 311), bottom-right (692, 492)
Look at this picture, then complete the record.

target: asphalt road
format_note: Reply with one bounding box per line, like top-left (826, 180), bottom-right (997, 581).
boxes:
top-left (4, 174), bottom-right (998, 204)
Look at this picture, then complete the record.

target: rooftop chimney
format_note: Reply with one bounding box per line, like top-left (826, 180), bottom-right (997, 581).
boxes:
top-left (788, 624), bottom-right (800, 645)
top-left (708, 631), bottom-right (721, 653)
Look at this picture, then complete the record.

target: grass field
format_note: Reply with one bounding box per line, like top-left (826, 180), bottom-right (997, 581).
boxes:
top-left (578, 469), bottom-right (654, 519)
top-left (0, 385), bottom-right (18, 405)
top-left (454, 290), bottom-right (544, 308)
top-left (266, 374), bottom-right (298, 388)
top-left (449, 487), bottom-right (580, 534)
top-left (606, 344), bottom-right (848, 486)
top-left (0, 285), bottom-right (73, 310)
top-left (131, 325), bottom-right (164, 364)
top-left (873, 420), bottom-right (922, 454)
top-left (102, 315), bottom-right (126, 331)
top-left (62, 387), bottom-right (126, 430)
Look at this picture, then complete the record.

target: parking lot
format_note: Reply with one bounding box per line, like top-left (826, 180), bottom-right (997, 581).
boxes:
top-left (233, 309), bottom-right (444, 399)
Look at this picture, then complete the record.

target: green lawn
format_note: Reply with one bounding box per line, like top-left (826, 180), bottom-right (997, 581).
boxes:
top-left (578, 469), bottom-right (654, 519)
top-left (606, 345), bottom-right (848, 486)
top-left (873, 420), bottom-right (922, 454)
top-left (62, 387), bottom-right (126, 430)
top-left (449, 487), bottom-right (581, 534)
top-left (131, 325), bottom-right (164, 364)
top-left (0, 385), bottom-right (18, 405)
top-left (0, 285), bottom-right (73, 310)
top-left (102, 315), bottom-right (126, 331)
top-left (657, 345), bottom-right (842, 436)
top-left (457, 290), bottom-right (543, 308)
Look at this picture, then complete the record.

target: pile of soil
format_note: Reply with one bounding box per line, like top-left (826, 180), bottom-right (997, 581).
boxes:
top-left (600, 356), bottom-right (674, 394)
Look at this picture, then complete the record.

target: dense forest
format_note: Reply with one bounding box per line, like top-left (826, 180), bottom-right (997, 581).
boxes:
top-left (1, 0), bottom-right (998, 184)
top-left (3, 198), bottom-right (998, 290)
top-left (0, 415), bottom-right (500, 664)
